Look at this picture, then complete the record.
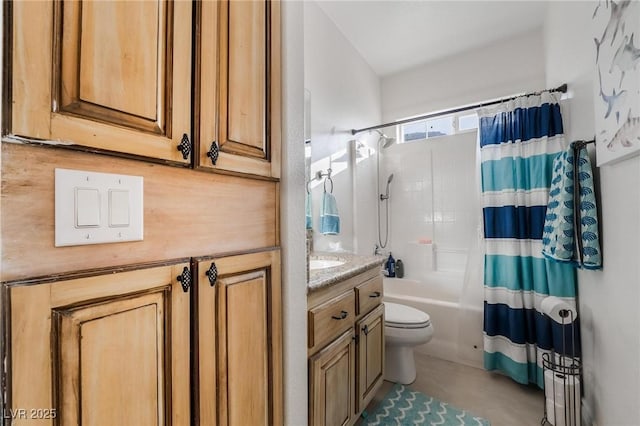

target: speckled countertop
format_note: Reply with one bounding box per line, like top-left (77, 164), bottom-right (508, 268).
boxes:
top-left (307, 252), bottom-right (386, 293)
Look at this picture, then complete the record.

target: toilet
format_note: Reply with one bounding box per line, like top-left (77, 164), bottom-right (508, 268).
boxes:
top-left (384, 301), bottom-right (434, 384)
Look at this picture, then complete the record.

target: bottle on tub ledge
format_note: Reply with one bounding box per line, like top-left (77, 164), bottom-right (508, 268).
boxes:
top-left (395, 259), bottom-right (404, 278)
top-left (385, 253), bottom-right (396, 278)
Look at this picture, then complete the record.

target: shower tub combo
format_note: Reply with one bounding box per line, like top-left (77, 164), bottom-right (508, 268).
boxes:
top-left (383, 272), bottom-right (484, 369)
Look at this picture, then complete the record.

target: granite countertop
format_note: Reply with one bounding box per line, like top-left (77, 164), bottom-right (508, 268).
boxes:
top-left (307, 252), bottom-right (386, 293)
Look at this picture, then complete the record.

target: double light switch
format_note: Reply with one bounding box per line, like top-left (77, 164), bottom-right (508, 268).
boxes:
top-left (55, 169), bottom-right (143, 247)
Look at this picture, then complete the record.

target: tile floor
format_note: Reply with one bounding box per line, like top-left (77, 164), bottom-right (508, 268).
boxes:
top-left (360, 354), bottom-right (544, 426)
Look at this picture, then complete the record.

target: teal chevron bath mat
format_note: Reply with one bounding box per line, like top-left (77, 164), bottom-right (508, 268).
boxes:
top-left (362, 384), bottom-right (490, 426)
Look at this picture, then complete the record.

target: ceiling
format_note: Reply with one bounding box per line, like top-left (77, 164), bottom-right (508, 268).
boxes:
top-left (316, 1), bottom-right (549, 76)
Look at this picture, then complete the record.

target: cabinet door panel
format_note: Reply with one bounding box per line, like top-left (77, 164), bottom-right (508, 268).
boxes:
top-left (226, 0), bottom-right (266, 154)
top-left (55, 292), bottom-right (166, 425)
top-left (197, 0), bottom-right (281, 178)
top-left (357, 304), bottom-right (385, 412)
top-left (9, 262), bottom-right (190, 426)
top-left (197, 249), bottom-right (282, 426)
top-left (73, 0), bottom-right (161, 122)
top-left (12, 0), bottom-right (192, 163)
top-left (309, 330), bottom-right (356, 426)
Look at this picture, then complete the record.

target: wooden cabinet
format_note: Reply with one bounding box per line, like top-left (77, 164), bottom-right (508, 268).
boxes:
top-left (10, 0), bottom-right (281, 175)
top-left (195, 0), bottom-right (281, 178)
top-left (8, 261), bottom-right (191, 426)
top-left (11, 0), bottom-right (193, 164)
top-left (307, 267), bottom-right (384, 426)
top-left (195, 249), bottom-right (283, 426)
top-left (5, 2), bottom-right (282, 425)
top-left (356, 304), bottom-right (385, 412)
top-left (6, 250), bottom-right (283, 426)
top-left (309, 330), bottom-right (356, 426)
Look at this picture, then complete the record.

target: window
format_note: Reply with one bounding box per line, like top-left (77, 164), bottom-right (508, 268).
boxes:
top-left (403, 121), bottom-right (427, 142)
top-left (457, 114), bottom-right (479, 132)
top-left (398, 112), bottom-right (479, 143)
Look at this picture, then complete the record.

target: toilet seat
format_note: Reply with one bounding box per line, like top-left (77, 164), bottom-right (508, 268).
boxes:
top-left (384, 302), bottom-right (431, 329)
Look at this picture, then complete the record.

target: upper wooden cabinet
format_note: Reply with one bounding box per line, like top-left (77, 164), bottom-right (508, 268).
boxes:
top-left (8, 261), bottom-right (191, 426)
top-left (11, 0), bottom-right (193, 164)
top-left (195, 0), bottom-right (281, 179)
top-left (10, 0), bottom-right (281, 176)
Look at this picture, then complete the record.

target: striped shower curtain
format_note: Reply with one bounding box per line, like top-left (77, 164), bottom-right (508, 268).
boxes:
top-left (479, 92), bottom-right (579, 387)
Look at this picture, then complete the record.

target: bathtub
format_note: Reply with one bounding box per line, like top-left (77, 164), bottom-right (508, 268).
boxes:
top-left (383, 275), bottom-right (484, 369)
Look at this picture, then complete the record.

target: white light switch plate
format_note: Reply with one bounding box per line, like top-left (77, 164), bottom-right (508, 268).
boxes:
top-left (55, 168), bottom-right (143, 247)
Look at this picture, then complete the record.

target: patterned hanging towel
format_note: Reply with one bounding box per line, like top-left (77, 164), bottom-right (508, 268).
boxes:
top-left (542, 142), bottom-right (602, 269)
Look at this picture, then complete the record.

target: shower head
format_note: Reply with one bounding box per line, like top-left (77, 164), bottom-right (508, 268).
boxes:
top-left (375, 129), bottom-right (396, 149)
top-left (380, 173), bottom-right (394, 201)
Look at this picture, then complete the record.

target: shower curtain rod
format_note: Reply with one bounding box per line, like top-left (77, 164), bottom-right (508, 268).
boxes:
top-left (350, 83), bottom-right (568, 135)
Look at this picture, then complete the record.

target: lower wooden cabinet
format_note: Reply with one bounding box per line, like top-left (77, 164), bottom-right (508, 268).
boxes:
top-left (8, 261), bottom-right (191, 426)
top-left (307, 267), bottom-right (385, 426)
top-left (6, 249), bottom-right (283, 426)
top-left (309, 330), bottom-right (357, 426)
top-left (356, 304), bottom-right (385, 412)
top-left (195, 249), bottom-right (283, 426)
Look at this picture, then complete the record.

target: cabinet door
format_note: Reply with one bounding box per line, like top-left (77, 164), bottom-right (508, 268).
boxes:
top-left (356, 304), bottom-right (385, 412)
top-left (196, 0), bottom-right (281, 178)
top-left (309, 330), bottom-right (356, 426)
top-left (9, 262), bottom-right (191, 426)
top-left (11, 0), bottom-right (192, 164)
top-left (196, 249), bottom-right (283, 426)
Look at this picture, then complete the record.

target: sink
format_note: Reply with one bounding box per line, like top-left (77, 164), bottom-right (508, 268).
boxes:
top-left (309, 259), bottom-right (345, 270)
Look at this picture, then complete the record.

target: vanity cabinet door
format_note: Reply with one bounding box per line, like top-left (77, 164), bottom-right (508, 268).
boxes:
top-left (196, 249), bottom-right (283, 426)
top-left (11, 0), bottom-right (192, 164)
top-left (195, 0), bottom-right (281, 178)
top-left (9, 262), bottom-right (191, 426)
top-left (309, 330), bottom-right (356, 426)
top-left (356, 304), bottom-right (385, 412)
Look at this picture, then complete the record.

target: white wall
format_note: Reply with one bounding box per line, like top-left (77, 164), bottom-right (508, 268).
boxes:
top-left (545, 2), bottom-right (640, 425)
top-left (281, 2), bottom-right (307, 424)
top-left (304, 1), bottom-right (381, 255)
top-left (381, 29), bottom-right (546, 122)
top-left (382, 131), bottom-right (479, 280)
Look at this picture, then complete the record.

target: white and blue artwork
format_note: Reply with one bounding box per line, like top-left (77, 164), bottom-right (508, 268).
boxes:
top-left (593, 0), bottom-right (640, 165)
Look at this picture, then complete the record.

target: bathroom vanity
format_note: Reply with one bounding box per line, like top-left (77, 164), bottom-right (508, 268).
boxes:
top-left (307, 253), bottom-right (386, 426)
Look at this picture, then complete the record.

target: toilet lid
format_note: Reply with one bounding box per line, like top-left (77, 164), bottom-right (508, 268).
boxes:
top-left (384, 302), bottom-right (431, 329)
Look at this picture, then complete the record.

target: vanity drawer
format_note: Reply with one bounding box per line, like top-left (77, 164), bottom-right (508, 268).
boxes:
top-left (308, 290), bottom-right (356, 349)
top-left (355, 275), bottom-right (383, 316)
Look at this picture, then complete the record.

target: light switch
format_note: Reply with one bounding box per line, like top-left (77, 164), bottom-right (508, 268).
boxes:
top-left (56, 168), bottom-right (143, 247)
top-left (75, 188), bottom-right (100, 227)
top-left (109, 190), bottom-right (130, 227)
